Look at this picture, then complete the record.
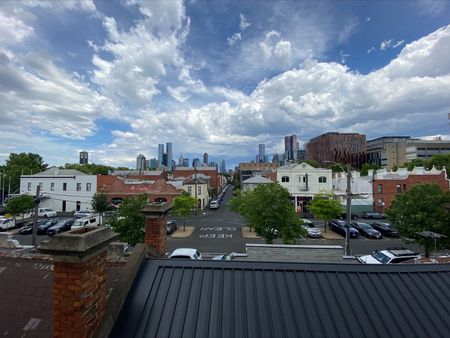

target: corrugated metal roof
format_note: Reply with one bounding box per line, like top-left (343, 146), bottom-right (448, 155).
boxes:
top-left (110, 260), bottom-right (450, 338)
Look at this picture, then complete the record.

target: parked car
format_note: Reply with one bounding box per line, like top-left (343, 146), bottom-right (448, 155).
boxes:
top-left (361, 211), bottom-right (386, 219)
top-left (209, 200), bottom-right (219, 210)
top-left (167, 221), bottom-right (178, 235)
top-left (371, 221), bottom-right (399, 237)
top-left (38, 208), bottom-right (57, 218)
top-left (212, 252), bottom-right (247, 260)
top-left (358, 248), bottom-right (419, 264)
top-left (37, 219), bottom-right (59, 235)
top-left (301, 219), bottom-right (321, 238)
top-left (73, 210), bottom-right (94, 218)
top-left (71, 216), bottom-right (99, 230)
top-left (351, 222), bottom-right (382, 239)
top-left (19, 220), bottom-right (46, 235)
top-left (168, 248), bottom-right (202, 260)
top-left (328, 219), bottom-right (359, 238)
top-left (47, 218), bottom-right (75, 236)
top-left (0, 217), bottom-right (16, 231)
top-left (339, 212), bottom-right (359, 220)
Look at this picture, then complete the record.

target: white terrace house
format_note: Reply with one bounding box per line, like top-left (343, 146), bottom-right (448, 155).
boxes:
top-left (241, 175), bottom-right (272, 193)
top-left (332, 170), bottom-right (374, 214)
top-left (20, 167), bottom-right (97, 213)
top-left (181, 176), bottom-right (209, 209)
top-left (277, 162), bottom-right (332, 213)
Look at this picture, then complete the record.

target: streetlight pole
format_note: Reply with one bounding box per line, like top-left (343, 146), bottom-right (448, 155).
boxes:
top-left (194, 166), bottom-right (198, 215)
top-left (345, 163), bottom-right (352, 256)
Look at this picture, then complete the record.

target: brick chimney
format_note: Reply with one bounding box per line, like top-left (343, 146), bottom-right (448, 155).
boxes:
top-left (141, 202), bottom-right (172, 255)
top-left (38, 226), bottom-right (118, 338)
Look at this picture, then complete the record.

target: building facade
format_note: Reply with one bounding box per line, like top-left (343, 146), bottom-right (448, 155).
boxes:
top-left (284, 135), bottom-right (298, 162)
top-left (332, 171), bottom-right (374, 213)
top-left (277, 162), bottom-right (333, 213)
top-left (166, 143), bottom-right (173, 172)
top-left (79, 151), bottom-right (88, 165)
top-left (405, 139), bottom-right (450, 161)
top-left (20, 167), bottom-right (97, 212)
top-left (367, 136), bottom-right (411, 169)
top-left (238, 162), bottom-right (279, 189)
top-left (182, 176), bottom-right (209, 209)
top-left (257, 144), bottom-right (265, 163)
top-left (136, 154), bottom-right (146, 171)
top-left (372, 166), bottom-right (450, 212)
top-left (306, 132), bottom-right (366, 169)
top-left (157, 144), bottom-right (164, 169)
top-left (241, 175), bottom-right (273, 193)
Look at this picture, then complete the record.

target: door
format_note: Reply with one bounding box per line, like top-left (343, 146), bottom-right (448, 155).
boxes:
top-left (76, 201), bottom-right (81, 211)
top-left (62, 201), bottom-right (66, 212)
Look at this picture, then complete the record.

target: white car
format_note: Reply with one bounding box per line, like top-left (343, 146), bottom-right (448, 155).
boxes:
top-left (168, 248), bottom-right (202, 260)
top-left (71, 216), bottom-right (99, 230)
top-left (301, 219), bottom-right (321, 238)
top-left (0, 217), bottom-right (16, 230)
top-left (38, 208), bottom-right (57, 218)
top-left (358, 248), bottom-right (420, 264)
top-left (209, 200), bottom-right (219, 210)
top-left (73, 210), bottom-right (94, 218)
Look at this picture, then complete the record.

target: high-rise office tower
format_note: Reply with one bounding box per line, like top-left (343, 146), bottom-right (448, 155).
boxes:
top-left (79, 151), bottom-right (88, 164)
top-left (158, 144), bottom-right (164, 168)
top-left (203, 153), bottom-right (209, 166)
top-left (192, 158), bottom-right (200, 168)
top-left (257, 144), bottom-right (265, 163)
top-left (284, 135), bottom-right (298, 162)
top-left (149, 158), bottom-right (158, 170)
top-left (182, 158), bottom-right (189, 167)
top-left (220, 160), bottom-right (226, 174)
top-left (166, 143), bottom-right (173, 171)
top-left (208, 161), bottom-right (218, 169)
top-left (136, 154), bottom-right (146, 172)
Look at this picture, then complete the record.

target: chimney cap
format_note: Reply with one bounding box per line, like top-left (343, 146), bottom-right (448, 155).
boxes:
top-left (141, 202), bottom-right (173, 215)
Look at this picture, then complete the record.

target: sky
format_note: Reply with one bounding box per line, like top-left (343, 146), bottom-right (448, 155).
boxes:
top-left (1, 0), bottom-right (449, 170)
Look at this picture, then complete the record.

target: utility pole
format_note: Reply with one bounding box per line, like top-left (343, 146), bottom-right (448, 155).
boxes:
top-left (194, 166), bottom-right (198, 215)
top-left (1, 171), bottom-right (4, 206)
top-left (345, 163), bottom-right (352, 256)
top-left (32, 185), bottom-right (40, 247)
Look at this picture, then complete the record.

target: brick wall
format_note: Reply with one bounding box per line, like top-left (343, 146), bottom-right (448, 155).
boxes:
top-left (144, 216), bottom-right (167, 255)
top-left (173, 168), bottom-right (219, 189)
top-left (53, 251), bottom-right (107, 338)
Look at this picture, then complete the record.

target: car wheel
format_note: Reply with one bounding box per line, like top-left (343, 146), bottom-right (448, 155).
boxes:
top-left (43, 215), bottom-right (48, 218)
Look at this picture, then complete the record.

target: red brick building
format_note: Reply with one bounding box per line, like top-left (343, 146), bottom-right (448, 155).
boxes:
top-left (173, 167), bottom-right (220, 190)
top-left (306, 132), bottom-right (366, 169)
top-left (373, 167), bottom-right (450, 212)
top-left (97, 175), bottom-right (183, 204)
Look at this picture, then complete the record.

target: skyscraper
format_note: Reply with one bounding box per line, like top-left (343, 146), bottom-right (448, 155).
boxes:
top-left (158, 144), bottom-right (164, 168)
top-left (136, 154), bottom-right (146, 172)
top-left (284, 135), bottom-right (298, 162)
top-left (257, 144), bottom-right (265, 163)
top-left (220, 160), bottom-right (226, 174)
top-left (166, 143), bottom-right (173, 171)
top-left (192, 158), bottom-right (200, 168)
top-left (79, 151), bottom-right (88, 164)
top-left (203, 153), bottom-right (209, 166)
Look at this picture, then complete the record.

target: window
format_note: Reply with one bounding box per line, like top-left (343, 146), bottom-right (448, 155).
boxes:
top-left (38, 182), bottom-right (43, 190)
top-left (76, 183), bottom-right (82, 191)
top-left (27, 182), bottom-right (31, 191)
top-left (281, 176), bottom-right (290, 182)
top-left (197, 186), bottom-right (201, 195)
top-left (187, 186), bottom-right (192, 194)
top-left (86, 183), bottom-right (91, 191)
top-left (76, 201), bottom-right (81, 211)
top-left (303, 176), bottom-right (306, 182)
top-left (318, 176), bottom-right (327, 183)
top-left (50, 183), bottom-right (55, 191)
top-left (377, 184), bottom-right (382, 193)
top-left (396, 184), bottom-right (401, 193)
top-left (377, 198), bottom-right (384, 207)
top-left (63, 183), bottom-right (67, 191)
top-left (403, 184), bottom-right (407, 192)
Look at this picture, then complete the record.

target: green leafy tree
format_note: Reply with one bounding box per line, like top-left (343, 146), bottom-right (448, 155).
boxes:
top-left (4, 194), bottom-right (35, 220)
top-left (427, 154), bottom-right (450, 178)
top-left (108, 195), bottom-right (147, 246)
top-left (2, 153), bottom-right (47, 195)
top-left (386, 184), bottom-right (450, 257)
top-left (403, 159), bottom-right (427, 171)
top-left (230, 182), bottom-right (306, 244)
top-left (172, 192), bottom-right (196, 231)
top-left (62, 163), bottom-right (113, 175)
top-left (303, 159), bottom-right (319, 168)
top-left (360, 163), bottom-right (381, 176)
top-left (308, 193), bottom-right (343, 232)
top-left (91, 192), bottom-right (111, 225)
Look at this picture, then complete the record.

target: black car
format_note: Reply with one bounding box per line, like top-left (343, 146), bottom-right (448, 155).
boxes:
top-left (19, 221), bottom-right (37, 235)
top-left (37, 219), bottom-right (59, 235)
top-left (339, 212), bottom-right (359, 220)
top-left (328, 219), bottom-right (359, 238)
top-left (361, 212), bottom-right (386, 219)
top-left (47, 219), bottom-right (75, 236)
top-left (351, 222), bottom-right (382, 239)
top-left (371, 221), bottom-right (399, 237)
top-left (166, 221), bottom-right (178, 235)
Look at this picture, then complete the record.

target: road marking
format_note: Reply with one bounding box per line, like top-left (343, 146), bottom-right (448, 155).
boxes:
top-left (200, 226), bottom-right (236, 231)
top-left (199, 234), bottom-right (233, 239)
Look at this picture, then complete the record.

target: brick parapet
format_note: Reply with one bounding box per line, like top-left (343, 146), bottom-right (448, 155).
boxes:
top-left (144, 217), bottom-right (167, 255)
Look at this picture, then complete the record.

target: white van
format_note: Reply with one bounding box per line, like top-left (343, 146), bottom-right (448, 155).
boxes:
top-left (71, 215), bottom-right (99, 230)
top-left (209, 200), bottom-right (219, 210)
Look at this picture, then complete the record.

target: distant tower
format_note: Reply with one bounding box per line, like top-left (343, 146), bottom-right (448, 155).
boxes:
top-left (257, 144), bottom-right (265, 163)
top-left (166, 142), bottom-right (173, 172)
top-left (220, 160), bottom-right (226, 174)
top-left (79, 151), bottom-right (88, 165)
top-left (158, 144), bottom-right (164, 168)
top-left (284, 134), bottom-right (298, 162)
top-left (136, 154), bottom-right (146, 172)
top-left (192, 158), bottom-right (200, 168)
top-left (203, 153), bottom-right (209, 166)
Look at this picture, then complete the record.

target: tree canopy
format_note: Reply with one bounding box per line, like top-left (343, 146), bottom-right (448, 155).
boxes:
top-left (230, 182), bottom-right (306, 244)
top-left (303, 159), bottom-right (320, 168)
top-left (62, 163), bottom-right (114, 175)
top-left (308, 193), bottom-right (343, 232)
top-left (386, 183), bottom-right (450, 256)
top-left (360, 163), bottom-right (381, 176)
top-left (172, 192), bottom-right (196, 230)
top-left (401, 154), bottom-right (450, 178)
top-left (108, 195), bottom-right (147, 246)
top-left (4, 194), bottom-right (35, 216)
top-left (91, 192), bottom-right (111, 225)
top-left (1, 153), bottom-right (47, 195)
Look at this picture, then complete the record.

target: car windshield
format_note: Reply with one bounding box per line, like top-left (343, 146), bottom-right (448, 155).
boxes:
top-left (372, 251), bottom-right (391, 264)
top-left (358, 223), bottom-right (372, 229)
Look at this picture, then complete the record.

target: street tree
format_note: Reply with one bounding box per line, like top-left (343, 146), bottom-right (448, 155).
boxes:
top-left (386, 183), bottom-right (450, 256)
top-left (91, 192), bottom-right (111, 225)
top-left (4, 194), bottom-right (35, 220)
top-left (2, 153), bottom-right (47, 196)
top-left (108, 195), bottom-right (147, 246)
top-left (172, 192), bottom-right (196, 231)
top-left (308, 193), bottom-right (343, 232)
top-left (230, 182), bottom-right (306, 244)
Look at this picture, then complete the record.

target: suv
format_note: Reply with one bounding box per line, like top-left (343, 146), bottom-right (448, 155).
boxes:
top-left (0, 217), bottom-right (16, 231)
top-left (328, 219), bottom-right (359, 238)
top-left (168, 248), bottom-right (202, 260)
top-left (358, 248), bottom-right (420, 264)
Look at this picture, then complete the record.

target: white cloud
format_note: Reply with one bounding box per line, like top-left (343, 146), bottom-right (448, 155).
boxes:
top-left (393, 40), bottom-right (405, 48)
top-left (380, 39), bottom-right (393, 50)
top-left (367, 46), bottom-right (376, 54)
top-left (227, 32), bottom-right (241, 46)
top-left (417, 0), bottom-right (447, 16)
top-left (339, 50), bottom-right (349, 64)
top-left (0, 10), bottom-right (34, 45)
top-left (239, 13), bottom-right (251, 30)
top-left (366, 17), bottom-right (371, 22)
top-left (259, 31), bottom-right (292, 67)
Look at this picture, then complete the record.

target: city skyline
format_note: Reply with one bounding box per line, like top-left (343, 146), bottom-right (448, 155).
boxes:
top-left (1, 1), bottom-right (449, 170)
